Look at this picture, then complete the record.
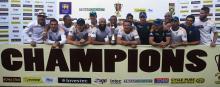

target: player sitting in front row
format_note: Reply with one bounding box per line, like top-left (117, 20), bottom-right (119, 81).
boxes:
top-left (46, 18), bottom-right (66, 48)
top-left (117, 20), bottom-right (140, 48)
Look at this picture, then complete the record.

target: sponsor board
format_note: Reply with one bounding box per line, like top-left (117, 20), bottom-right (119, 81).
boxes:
top-left (154, 78), bottom-right (169, 84)
top-left (215, 72), bottom-right (220, 84)
top-left (110, 79), bottom-right (122, 84)
top-left (171, 78), bottom-right (205, 84)
top-left (58, 78), bottom-right (91, 84)
top-left (23, 77), bottom-right (43, 83)
top-left (94, 79), bottom-right (107, 84)
top-left (124, 79), bottom-right (153, 84)
top-left (42, 77), bottom-right (56, 84)
top-left (3, 77), bottom-right (21, 83)
top-left (79, 8), bottom-right (105, 11)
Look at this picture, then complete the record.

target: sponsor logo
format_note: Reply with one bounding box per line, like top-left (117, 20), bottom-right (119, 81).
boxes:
top-left (12, 8), bottom-right (19, 12)
top-left (23, 17), bottom-right (32, 20)
top-left (215, 72), bottom-right (220, 84)
top-left (181, 6), bottom-right (188, 8)
top-left (3, 77), bottom-right (21, 83)
top-left (12, 30), bottom-right (19, 33)
top-left (58, 78), bottom-right (91, 84)
top-left (24, 0), bottom-right (31, 3)
top-left (0, 4), bottom-right (7, 7)
top-left (94, 79), bottom-right (107, 84)
top-left (11, 0), bottom-right (20, 3)
top-left (124, 79), bottom-right (153, 84)
top-left (0, 13), bottom-right (8, 16)
top-left (35, 1), bottom-right (43, 4)
top-left (110, 79), bottom-right (121, 84)
top-left (35, 9), bottom-right (44, 12)
top-left (12, 17), bottom-right (19, 20)
top-left (0, 0), bottom-right (8, 2)
top-left (134, 8), bottom-right (146, 12)
top-left (35, 5), bottom-right (44, 8)
top-left (46, 1), bottom-right (55, 4)
top-left (23, 13), bottom-right (32, 16)
top-left (0, 8), bottom-right (8, 11)
top-left (171, 78), bottom-right (205, 84)
top-left (47, 9), bottom-right (53, 12)
top-left (11, 13), bottom-right (21, 16)
top-left (11, 21), bottom-right (20, 24)
top-left (47, 14), bottom-right (53, 17)
top-left (0, 17), bottom-right (7, 20)
top-left (48, 5), bottom-right (54, 8)
top-left (154, 78), bottom-right (169, 84)
top-left (23, 77), bottom-right (43, 83)
top-left (11, 39), bottom-right (21, 42)
top-left (42, 77), bottom-right (56, 84)
top-left (79, 8), bottom-right (105, 11)
top-left (11, 4), bottom-right (21, 7)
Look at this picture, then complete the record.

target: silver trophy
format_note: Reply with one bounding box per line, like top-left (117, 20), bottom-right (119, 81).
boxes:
top-left (114, 2), bottom-right (122, 17)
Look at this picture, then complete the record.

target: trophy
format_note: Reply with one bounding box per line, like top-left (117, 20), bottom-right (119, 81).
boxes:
top-left (114, 1), bottom-right (122, 17)
top-left (215, 54), bottom-right (220, 72)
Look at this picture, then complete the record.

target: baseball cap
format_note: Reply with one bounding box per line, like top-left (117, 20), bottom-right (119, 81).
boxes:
top-left (90, 11), bottom-right (97, 17)
top-left (139, 12), bottom-right (147, 18)
top-left (172, 16), bottom-right (179, 22)
top-left (77, 18), bottom-right (85, 26)
top-left (153, 19), bottom-right (163, 26)
top-left (126, 13), bottom-right (133, 18)
top-left (37, 10), bottom-right (47, 17)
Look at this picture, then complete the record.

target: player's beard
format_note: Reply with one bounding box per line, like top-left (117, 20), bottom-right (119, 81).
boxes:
top-left (99, 24), bottom-right (106, 31)
top-left (199, 16), bottom-right (207, 21)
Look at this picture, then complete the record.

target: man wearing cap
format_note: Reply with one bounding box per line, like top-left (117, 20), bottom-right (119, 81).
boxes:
top-left (180, 15), bottom-right (200, 45)
top-left (170, 16), bottom-right (187, 48)
top-left (86, 11), bottom-right (98, 29)
top-left (117, 20), bottom-right (140, 48)
top-left (90, 18), bottom-right (111, 45)
top-left (194, 7), bottom-right (218, 47)
top-left (67, 18), bottom-right (90, 46)
top-left (134, 12), bottom-right (152, 45)
top-left (46, 18), bottom-right (66, 48)
top-left (59, 14), bottom-right (74, 36)
top-left (23, 10), bottom-right (48, 47)
top-left (149, 19), bottom-right (171, 48)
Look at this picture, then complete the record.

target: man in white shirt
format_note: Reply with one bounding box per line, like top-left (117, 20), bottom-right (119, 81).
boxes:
top-left (194, 7), bottom-right (218, 47)
top-left (117, 20), bottom-right (140, 48)
top-left (47, 19), bottom-right (66, 48)
top-left (23, 10), bottom-right (47, 47)
top-left (59, 14), bottom-right (74, 36)
top-left (90, 18), bottom-right (111, 45)
top-left (170, 17), bottom-right (187, 48)
top-left (67, 18), bottom-right (90, 46)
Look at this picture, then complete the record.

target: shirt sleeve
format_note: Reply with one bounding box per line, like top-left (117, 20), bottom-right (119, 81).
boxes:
top-left (23, 21), bottom-right (34, 43)
top-left (68, 26), bottom-right (74, 36)
top-left (149, 31), bottom-right (154, 37)
top-left (117, 29), bottom-right (123, 38)
top-left (59, 30), bottom-right (66, 44)
top-left (181, 29), bottom-right (188, 42)
top-left (133, 30), bottom-right (139, 39)
top-left (165, 30), bottom-right (171, 37)
top-left (211, 22), bottom-right (217, 33)
top-left (47, 32), bottom-right (55, 44)
top-left (90, 29), bottom-right (97, 38)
